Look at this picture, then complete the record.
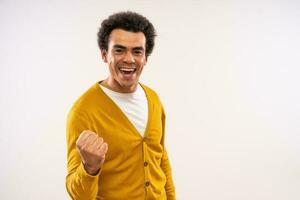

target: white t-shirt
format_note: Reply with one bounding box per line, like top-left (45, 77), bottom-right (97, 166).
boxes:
top-left (99, 83), bottom-right (148, 137)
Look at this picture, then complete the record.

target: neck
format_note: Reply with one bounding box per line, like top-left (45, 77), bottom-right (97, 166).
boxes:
top-left (101, 78), bottom-right (138, 93)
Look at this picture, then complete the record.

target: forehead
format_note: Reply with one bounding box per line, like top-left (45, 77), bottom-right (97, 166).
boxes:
top-left (108, 29), bottom-right (146, 49)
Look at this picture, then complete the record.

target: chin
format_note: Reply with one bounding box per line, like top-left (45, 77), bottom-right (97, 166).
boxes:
top-left (119, 80), bottom-right (137, 87)
top-left (121, 81), bottom-right (136, 88)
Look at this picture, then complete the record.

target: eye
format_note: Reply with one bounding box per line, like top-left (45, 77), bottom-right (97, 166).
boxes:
top-left (114, 48), bottom-right (124, 54)
top-left (133, 50), bottom-right (143, 56)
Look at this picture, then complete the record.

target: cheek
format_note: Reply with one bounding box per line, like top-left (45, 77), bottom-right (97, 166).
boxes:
top-left (109, 56), bottom-right (122, 67)
top-left (138, 58), bottom-right (146, 67)
top-left (139, 60), bottom-right (146, 70)
top-left (107, 56), bottom-right (113, 64)
top-left (108, 60), bottom-right (118, 75)
top-left (108, 58), bottom-right (118, 69)
top-left (140, 57), bottom-right (146, 63)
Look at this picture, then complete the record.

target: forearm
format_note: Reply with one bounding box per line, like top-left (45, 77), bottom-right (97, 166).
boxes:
top-left (66, 111), bottom-right (101, 199)
top-left (66, 162), bottom-right (100, 200)
top-left (161, 148), bottom-right (176, 200)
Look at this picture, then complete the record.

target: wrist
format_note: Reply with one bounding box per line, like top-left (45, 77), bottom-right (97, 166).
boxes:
top-left (83, 164), bottom-right (100, 176)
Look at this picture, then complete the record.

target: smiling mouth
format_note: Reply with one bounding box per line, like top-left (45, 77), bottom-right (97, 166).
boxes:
top-left (119, 67), bottom-right (136, 74)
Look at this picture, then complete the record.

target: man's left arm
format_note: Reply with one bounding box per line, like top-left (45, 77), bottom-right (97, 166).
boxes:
top-left (161, 108), bottom-right (176, 200)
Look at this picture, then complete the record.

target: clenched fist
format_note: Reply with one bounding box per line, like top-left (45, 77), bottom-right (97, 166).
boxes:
top-left (76, 130), bottom-right (108, 175)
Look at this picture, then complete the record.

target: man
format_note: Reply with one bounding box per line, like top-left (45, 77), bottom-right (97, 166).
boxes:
top-left (66, 11), bottom-right (176, 200)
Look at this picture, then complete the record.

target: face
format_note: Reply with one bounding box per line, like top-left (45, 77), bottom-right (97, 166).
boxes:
top-left (101, 29), bottom-right (147, 93)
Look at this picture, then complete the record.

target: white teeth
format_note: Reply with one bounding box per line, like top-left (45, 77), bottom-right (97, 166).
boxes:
top-left (119, 68), bottom-right (135, 72)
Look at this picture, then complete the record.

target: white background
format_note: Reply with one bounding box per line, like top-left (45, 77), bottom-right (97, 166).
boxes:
top-left (1, 0), bottom-right (299, 199)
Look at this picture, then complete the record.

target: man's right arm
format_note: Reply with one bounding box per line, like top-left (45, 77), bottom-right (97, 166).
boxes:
top-left (66, 111), bottom-right (108, 200)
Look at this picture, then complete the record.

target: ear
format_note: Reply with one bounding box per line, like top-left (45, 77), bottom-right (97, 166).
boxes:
top-left (144, 56), bottom-right (148, 65)
top-left (101, 49), bottom-right (108, 63)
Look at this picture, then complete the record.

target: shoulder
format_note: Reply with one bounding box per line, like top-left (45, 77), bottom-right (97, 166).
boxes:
top-left (69, 82), bottom-right (102, 115)
top-left (140, 83), bottom-right (164, 107)
top-left (140, 83), bottom-right (158, 98)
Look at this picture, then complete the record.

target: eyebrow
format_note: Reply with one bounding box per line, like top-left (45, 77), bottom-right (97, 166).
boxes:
top-left (113, 44), bottom-right (145, 51)
top-left (113, 44), bottom-right (126, 49)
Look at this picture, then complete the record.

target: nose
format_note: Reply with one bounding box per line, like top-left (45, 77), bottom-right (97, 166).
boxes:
top-left (123, 51), bottom-right (135, 63)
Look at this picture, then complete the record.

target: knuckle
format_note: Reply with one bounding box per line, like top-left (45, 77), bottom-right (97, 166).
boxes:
top-left (76, 138), bottom-right (81, 146)
top-left (81, 130), bottom-right (89, 135)
top-left (76, 143), bottom-right (82, 151)
top-left (98, 137), bottom-right (103, 143)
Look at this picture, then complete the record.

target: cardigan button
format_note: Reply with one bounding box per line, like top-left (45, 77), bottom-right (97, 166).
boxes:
top-left (144, 161), bottom-right (148, 167)
top-left (145, 181), bottom-right (150, 187)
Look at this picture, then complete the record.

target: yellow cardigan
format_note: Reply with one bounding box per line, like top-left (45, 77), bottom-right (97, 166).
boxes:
top-left (66, 82), bottom-right (176, 200)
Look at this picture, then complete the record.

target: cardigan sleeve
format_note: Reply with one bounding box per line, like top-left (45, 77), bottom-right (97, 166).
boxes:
top-left (65, 110), bottom-right (100, 200)
top-left (161, 108), bottom-right (176, 200)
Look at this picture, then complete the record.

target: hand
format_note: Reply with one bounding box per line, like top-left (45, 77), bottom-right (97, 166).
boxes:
top-left (76, 130), bottom-right (108, 175)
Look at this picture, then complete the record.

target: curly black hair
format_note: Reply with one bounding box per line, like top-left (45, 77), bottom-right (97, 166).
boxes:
top-left (97, 11), bottom-right (156, 57)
